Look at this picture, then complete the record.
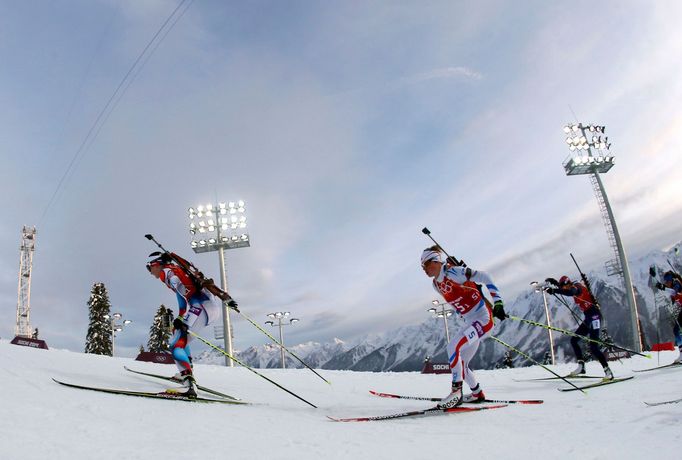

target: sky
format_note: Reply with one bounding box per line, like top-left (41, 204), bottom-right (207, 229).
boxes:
top-left (1, 0), bottom-right (682, 358)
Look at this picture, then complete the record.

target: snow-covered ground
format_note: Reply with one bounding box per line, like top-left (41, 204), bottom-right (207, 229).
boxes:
top-left (2, 339), bottom-right (681, 460)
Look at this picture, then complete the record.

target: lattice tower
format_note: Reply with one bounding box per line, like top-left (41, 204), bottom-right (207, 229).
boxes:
top-left (15, 226), bottom-right (36, 337)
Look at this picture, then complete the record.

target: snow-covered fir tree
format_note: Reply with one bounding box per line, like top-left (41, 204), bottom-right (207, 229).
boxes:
top-left (84, 282), bottom-right (112, 355)
top-left (147, 304), bottom-right (173, 353)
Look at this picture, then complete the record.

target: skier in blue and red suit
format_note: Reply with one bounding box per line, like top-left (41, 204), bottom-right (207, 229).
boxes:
top-left (147, 254), bottom-right (223, 397)
top-left (545, 276), bottom-right (613, 379)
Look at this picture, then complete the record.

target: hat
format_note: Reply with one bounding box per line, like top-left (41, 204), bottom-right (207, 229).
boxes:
top-left (146, 252), bottom-right (171, 272)
top-left (421, 248), bottom-right (442, 266)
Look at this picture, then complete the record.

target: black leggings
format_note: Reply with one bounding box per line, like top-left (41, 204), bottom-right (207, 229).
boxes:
top-left (571, 308), bottom-right (608, 368)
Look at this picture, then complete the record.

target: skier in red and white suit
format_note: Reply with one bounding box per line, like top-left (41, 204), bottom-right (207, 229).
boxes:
top-left (421, 246), bottom-right (507, 408)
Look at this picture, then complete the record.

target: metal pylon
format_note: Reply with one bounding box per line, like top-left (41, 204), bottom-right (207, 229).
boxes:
top-left (15, 226), bottom-right (36, 338)
top-left (589, 174), bottom-right (622, 276)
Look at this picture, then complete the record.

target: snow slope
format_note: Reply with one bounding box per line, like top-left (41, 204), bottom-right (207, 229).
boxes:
top-left (2, 339), bottom-right (681, 460)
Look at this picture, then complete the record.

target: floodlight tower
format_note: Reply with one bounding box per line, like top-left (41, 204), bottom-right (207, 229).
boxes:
top-left (103, 312), bottom-right (132, 357)
top-left (188, 201), bottom-right (250, 367)
top-left (15, 226), bottom-right (37, 338)
top-left (428, 300), bottom-right (455, 343)
top-left (562, 123), bottom-right (642, 352)
top-left (265, 312), bottom-right (300, 369)
top-left (530, 281), bottom-right (555, 365)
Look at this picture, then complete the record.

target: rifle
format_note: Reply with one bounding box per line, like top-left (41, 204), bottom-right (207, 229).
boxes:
top-left (145, 234), bottom-right (236, 308)
top-left (421, 227), bottom-right (466, 267)
top-left (569, 253), bottom-right (600, 309)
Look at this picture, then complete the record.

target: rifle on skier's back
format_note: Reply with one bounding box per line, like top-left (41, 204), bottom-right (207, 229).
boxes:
top-left (570, 253), bottom-right (600, 309)
top-left (145, 234), bottom-right (238, 309)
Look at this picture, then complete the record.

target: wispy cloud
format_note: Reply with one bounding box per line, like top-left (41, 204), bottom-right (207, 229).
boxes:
top-left (407, 66), bottom-right (483, 83)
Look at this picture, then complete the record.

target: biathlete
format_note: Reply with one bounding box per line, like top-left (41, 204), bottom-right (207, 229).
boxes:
top-left (421, 246), bottom-right (507, 409)
top-left (545, 276), bottom-right (613, 379)
top-left (147, 253), bottom-right (235, 397)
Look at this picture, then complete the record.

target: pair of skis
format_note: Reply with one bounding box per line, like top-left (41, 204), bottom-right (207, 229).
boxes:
top-left (515, 374), bottom-right (634, 392)
top-left (327, 390), bottom-right (544, 422)
top-left (634, 362), bottom-right (682, 373)
top-left (54, 366), bottom-right (247, 405)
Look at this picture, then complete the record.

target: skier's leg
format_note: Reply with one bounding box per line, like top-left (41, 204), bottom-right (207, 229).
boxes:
top-left (460, 339), bottom-right (480, 389)
top-left (673, 312), bottom-right (682, 362)
top-left (442, 314), bottom-right (491, 408)
top-left (169, 326), bottom-right (191, 374)
top-left (585, 313), bottom-right (611, 378)
top-left (569, 320), bottom-right (589, 375)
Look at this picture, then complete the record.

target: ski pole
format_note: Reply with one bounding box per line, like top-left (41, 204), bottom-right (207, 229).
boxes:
top-left (489, 335), bottom-right (586, 394)
top-left (189, 331), bottom-right (318, 408)
top-left (421, 227), bottom-right (465, 267)
top-left (236, 311), bottom-right (331, 385)
top-left (507, 316), bottom-right (651, 358)
top-left (549, 293), bottom-right (582, 325)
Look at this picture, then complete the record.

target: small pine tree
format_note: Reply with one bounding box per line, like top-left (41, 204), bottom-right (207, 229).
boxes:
top-left (147, 304), bottom-right (174, 353)
top-left (139, 344), bottom-right (145, 354)
top-left (85, 282), bottom-right (113, 356)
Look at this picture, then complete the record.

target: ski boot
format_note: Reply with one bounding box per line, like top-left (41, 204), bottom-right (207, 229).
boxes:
top-left (568, 360), bottom-right (585, 376)
top-left (179, 373), bottom-right (198, 398)
top-left (674, 348), bottom-right (682, 365)
top-left (438, 382), bottom-right (463, 409)
top-left (171, 360), bottom-right (194, 382)
top-left (462, 384), bottom-right (486, 404)
top-left (603, 366), bottom-right (614, 381)
top-left (167, 369), bottom-right (197, 398)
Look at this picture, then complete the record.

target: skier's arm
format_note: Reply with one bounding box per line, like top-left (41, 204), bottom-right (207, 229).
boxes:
top-left (167, 273), bottom-right (191, 299)
top-left (449, 266), bottom-right (506, 320)
top-left (547, 285), bottom-right (579, 297)
top-left (466, 268), bottom-right (502, 303)
top-left (175, 292), bottom-right (188, 312)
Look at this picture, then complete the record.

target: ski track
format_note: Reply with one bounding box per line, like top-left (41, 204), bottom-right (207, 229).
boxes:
top-left (1, 340), bottom-right (681, 460)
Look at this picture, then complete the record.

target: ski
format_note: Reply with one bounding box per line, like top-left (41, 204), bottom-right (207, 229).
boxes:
top-left (123, 366), bottom-right (240, 401)
top-left (327, 404), bottom-right (507, 422)
top-left (368, 390), bottom-right (543, 405)
top-left (53, 379), bottom-right (248, 405)
top-left (557, 376), bottom-right (634, 392)
top-left (514, 375), bottom-right (604, 382)
top-left (633, 362), bottom-right (682, 373)
top-left (644, 397), bottom-right (682, 407)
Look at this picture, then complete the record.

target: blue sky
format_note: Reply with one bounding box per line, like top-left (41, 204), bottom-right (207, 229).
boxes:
top-left (1, 0), bottom-right (682, 357)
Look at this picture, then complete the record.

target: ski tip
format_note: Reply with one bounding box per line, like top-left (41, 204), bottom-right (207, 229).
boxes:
top-left (445, 403), bottom-right (508, 412)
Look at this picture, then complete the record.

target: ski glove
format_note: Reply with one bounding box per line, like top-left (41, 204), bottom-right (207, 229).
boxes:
top-left (649, 267), bottom-right (657, 278)
top-left (545, 277), bottom-right (559, 286)
top-left (227, 299), bottom-right (240, 312)
top-left (173, 317), bottom-right (188, 333)
top-left (545, 287), bottom-right (556, 295)
top-left (493, 300), bottom-right (507, 321)
top-left (655, 282), bottom-right (665, 291)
